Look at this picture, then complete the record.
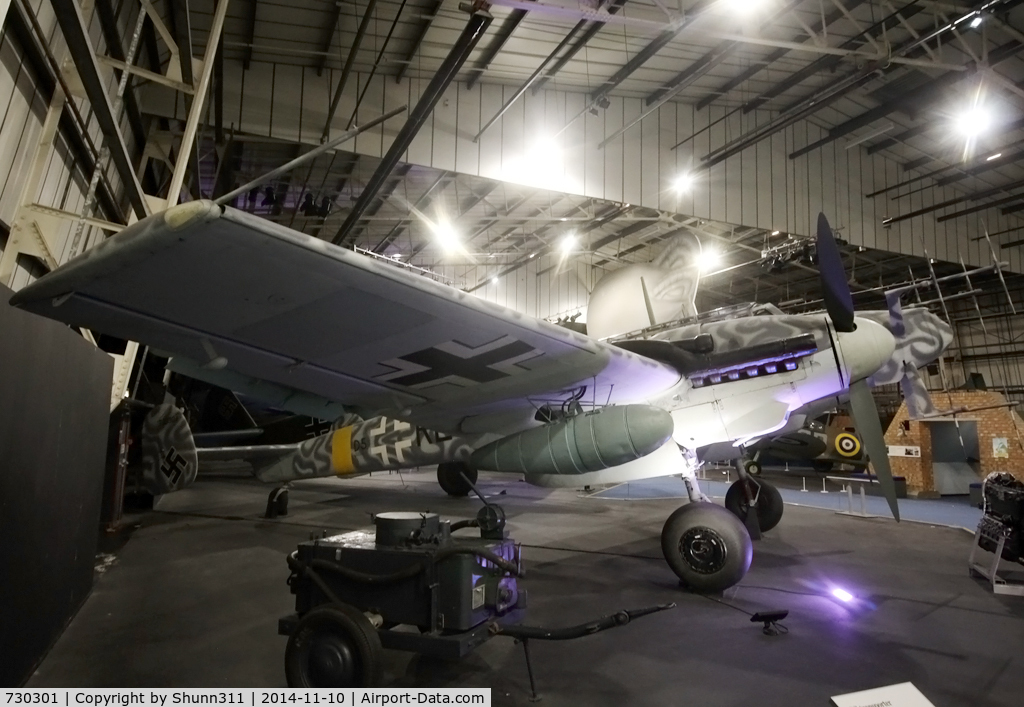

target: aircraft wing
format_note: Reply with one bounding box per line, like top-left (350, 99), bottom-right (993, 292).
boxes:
top-left (11, 201), bottom-right (679, 435)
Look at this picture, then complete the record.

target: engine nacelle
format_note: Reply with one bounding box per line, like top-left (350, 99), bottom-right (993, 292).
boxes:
top-left (470, 405), bottom-right (674, 475)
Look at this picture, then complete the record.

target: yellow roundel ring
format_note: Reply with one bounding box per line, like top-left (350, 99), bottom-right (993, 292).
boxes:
top-left (835, 433), bottom-right (861, 458)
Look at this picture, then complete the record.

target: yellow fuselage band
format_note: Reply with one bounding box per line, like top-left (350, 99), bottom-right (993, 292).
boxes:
top-left (331, 426), bottom-right (355, 475)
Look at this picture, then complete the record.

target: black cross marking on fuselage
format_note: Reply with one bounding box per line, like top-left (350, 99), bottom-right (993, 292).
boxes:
top-left (161, 447), bottom-right (187, 486)
top-left (386, 340), bottom-right (537, 387)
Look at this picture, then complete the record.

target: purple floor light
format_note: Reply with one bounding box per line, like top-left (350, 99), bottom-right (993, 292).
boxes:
top-left (831, 588), bottom-right (854, 602)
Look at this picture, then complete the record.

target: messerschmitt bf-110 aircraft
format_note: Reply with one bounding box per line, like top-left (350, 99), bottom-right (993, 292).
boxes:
top-left (11, 200), bottom-right (951, 592)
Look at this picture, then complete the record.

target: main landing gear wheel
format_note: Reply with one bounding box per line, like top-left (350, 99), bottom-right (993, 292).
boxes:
top-left (661, 503), bottom-right (752, 593)
top-left (285, 604), bottom-right (382, 688)
top-left (724, 479), bottom-right (784, 533)
top-left (743, 459), bottom-right (762, 477)
top-left (437, 462), bottom-right (477, 497)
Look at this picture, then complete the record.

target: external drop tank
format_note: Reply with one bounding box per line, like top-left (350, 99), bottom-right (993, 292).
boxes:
top-left (470, 405), bottom-right (674, 476)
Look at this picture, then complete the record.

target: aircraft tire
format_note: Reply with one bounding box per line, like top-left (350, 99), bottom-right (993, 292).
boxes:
top-left (661, 503), bottom-right (752, 593)
top-left (437, 462), bottom-right (477, 497)
top-left (724, 479), bottom-right (784, 533)
top-left (285, 604), bottom-right (382, 688)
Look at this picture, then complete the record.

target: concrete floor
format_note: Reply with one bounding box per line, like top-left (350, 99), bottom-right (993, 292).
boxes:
top-left (27, 470), bottom-right (1024, 706)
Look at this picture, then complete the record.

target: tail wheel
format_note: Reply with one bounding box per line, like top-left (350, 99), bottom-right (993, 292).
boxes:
top-left (661, 503), bottom-right (752, 593)
top-left (285, 604), bottom-right (382, 688)
top-left (724, 479), bottom-right (784, 533)
top-left (437, 462), bottom-right (477, 497)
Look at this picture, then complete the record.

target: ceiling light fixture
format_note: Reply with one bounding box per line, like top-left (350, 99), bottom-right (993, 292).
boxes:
top-left (672, 173), bottom-right (694, 194)
top-left (432, 220), bottom-right (460, 252)
top-left (560, 234), bottom-right (576, 254)
top-left (771, 230), bottom-right (780, 236)
top-left (987, 152), bottom-right (1002, 161)
top-left (954, 106), bottom-right (992, 138)
top-left (697, 247), bottom-right (721, 272)
top-left (970, 14), bottom-right (983, 29)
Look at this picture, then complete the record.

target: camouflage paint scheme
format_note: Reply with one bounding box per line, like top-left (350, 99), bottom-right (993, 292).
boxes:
top-left (140, 404), bottom-right (198, 494)
top-left (254, 414), bottom-right (483, 484)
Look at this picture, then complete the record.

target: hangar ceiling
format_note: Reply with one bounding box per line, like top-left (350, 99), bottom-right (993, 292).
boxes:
top-left (171, 0), bottom-right (1024, 249)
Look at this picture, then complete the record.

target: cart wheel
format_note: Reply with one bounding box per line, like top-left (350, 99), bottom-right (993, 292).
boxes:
top-left (437, 462), bottom-right (477, 496)
top-left (285, 604), bottom-right (382, 688)
top-left (724, 479), bottom-right (784, 533)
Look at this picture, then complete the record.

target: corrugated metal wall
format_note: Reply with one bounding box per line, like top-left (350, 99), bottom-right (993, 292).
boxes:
top-left (141, 60), bottom-right (1024, 274)
top-left (0, 0), bottom-right (137, 288)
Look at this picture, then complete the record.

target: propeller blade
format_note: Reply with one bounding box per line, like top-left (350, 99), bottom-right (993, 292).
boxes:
top-left (848, 379), bottom-right (900, 521)
top-left (816, 213), bottom-right (856, 333)
top-left (900, 362), bottom-right (938, 420)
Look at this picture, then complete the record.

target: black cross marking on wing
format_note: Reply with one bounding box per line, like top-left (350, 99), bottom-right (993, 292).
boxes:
top-left (384, 340), bottom-right (538, 387)
top-left (161, 447), bottom-right (187, 486)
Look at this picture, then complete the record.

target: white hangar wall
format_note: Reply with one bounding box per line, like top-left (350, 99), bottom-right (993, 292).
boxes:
top-left (0, 0), bottom-right (137, 289)
top-left (141, 59), bottom-right (1024, 274)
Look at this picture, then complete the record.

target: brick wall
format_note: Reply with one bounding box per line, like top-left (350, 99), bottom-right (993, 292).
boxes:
top-left (883, 390), bottom-right (1024, 494)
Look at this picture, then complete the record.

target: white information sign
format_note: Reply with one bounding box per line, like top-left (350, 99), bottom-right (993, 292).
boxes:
top-left (831, 682), bottom-right (936, 707)
top-left (887, 445), bottom-right (921, 458)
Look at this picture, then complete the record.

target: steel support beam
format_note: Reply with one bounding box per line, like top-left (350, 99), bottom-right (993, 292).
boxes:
top-left (94, 0), bottom-right (147, 151)
top-left (531, 0), bottom-right (627, 94)
top-left (214, 40), bottom-right (224, 143)
top-left (7, 1), bottom-right (121, 222)
top-left (396, 0), bottom-right (443, 83)
top-left (334, 7), bottom-right (493, 245)
top-left (646, 0), bottom-right (802, 108)
top-left (466, 4), bottom-right (529, 89)
top-left (746, 1), bottom-right (916, 115)
top-left (170, 0), bottom-right (194, 87)
top-left (372, 172), bottom-right (452, 253)
top-left (323, 0), bottom-right (378, 142)
top-left (936, 192), bottom-right (1024, 221)
top-left (166, 0), bottom-right (230, 207)
top-left (243, 0), bottom-right (258, 70)
top-left (474, 23), bottom-right (580, 142)
top-left (346, 0), bottom-right (409, 129)
top-left (317, 1), bottom-right (342, 76)
top-left (588, 2), bottom-right (708, 108)
top-left (49, 0), bottom-right (148, 220)
top-left (883, 178), bottom-right (1024, 224)
top-left (702, 4), bottom-right (1019, 168)
top-left (790, 40), bottom-right (1023, 160)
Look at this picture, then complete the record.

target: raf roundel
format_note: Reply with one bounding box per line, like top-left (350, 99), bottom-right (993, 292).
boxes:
top-left (834, 432), bottom-right (861, 458)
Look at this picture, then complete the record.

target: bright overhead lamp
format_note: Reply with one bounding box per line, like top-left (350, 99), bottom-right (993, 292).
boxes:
top-left (491, 276), bottom-right (499, 284)
top-left (954, 106), bottom-right (992, 137)
top-left (969, 14), bottom-right (983, 29)
top-left (771, 230), bottom-right (780, 236)
top-left (560, 234), bottom-right (576, 254)
top-left (987, 152), bottom-right (1002, 161)
top-left (432, 220), bottom-right (460, 252)
top-left (697, 247), bottom-right (721, 272)
top-left (672, 173), bottom-right (694, 194)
